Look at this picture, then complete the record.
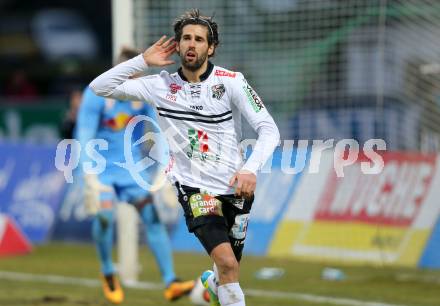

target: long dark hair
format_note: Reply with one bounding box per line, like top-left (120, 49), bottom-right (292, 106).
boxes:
top-left (173, 9), bottom-right (219, 57)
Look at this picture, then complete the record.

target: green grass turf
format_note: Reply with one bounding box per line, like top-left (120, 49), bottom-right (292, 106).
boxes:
top-left (0, 243), bottom-right (439, 306)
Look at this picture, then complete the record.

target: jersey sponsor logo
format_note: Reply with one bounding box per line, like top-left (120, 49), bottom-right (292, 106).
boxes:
top-left (187, 128), bottom-right (220, 162)
top-left (189, 193), bottom-right (223, 218)
top-left (215, 69), bottom-right (236, 78)
top-left (167, 83), bottom-right (181, 101)
top-left (165, 93), bottom-right (177, 102)
top-left (243, 84), bottom-right (264, 113)
top-left (190, 105), bottom-right (204, 111)
top-left (212, 84), bottom-right (226, 100)
top-left (189, 128), bottom-right (209, 153)
top-left (169, 83), bottom-right (182, 94)
top-left (187, 150), bottom-right (221, 162)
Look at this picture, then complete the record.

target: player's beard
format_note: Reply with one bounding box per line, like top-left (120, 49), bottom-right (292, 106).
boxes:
top-left (180, 49), bottom-right (208, 72)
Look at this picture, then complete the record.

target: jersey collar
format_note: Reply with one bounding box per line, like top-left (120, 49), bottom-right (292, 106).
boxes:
top-left (178, 61), bottom-right (214, 83)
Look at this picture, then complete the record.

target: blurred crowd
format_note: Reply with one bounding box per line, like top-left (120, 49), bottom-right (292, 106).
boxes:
top-left (0, 0), bottom-right (111, 105)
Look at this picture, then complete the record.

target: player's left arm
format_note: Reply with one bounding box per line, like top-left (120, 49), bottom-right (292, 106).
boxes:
top-left (228, 73), bottom-right (280, 198)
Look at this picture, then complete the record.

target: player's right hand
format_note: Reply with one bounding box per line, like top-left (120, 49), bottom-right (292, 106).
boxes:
top-left (142, 35), bottom-right (176, 67)
top-left (229, 169), bottom-right (256, 200)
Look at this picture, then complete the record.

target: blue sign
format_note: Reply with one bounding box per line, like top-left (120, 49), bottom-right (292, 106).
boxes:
top-left (0, 142), bottom-right (67, 243)
top-left (419, 216), bottom-right (440, 269)
top-left (51, 176), bottom-right (94, 242)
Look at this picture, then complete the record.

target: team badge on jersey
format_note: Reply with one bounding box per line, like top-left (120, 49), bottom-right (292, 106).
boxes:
top-left (212, 84), bottom-right (225, 100)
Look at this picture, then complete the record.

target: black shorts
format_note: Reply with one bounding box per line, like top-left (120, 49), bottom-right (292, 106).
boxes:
top-left (175, 182), bottom-right (253, 258)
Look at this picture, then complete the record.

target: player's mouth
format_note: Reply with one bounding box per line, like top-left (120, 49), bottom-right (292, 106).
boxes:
top-left (185, 51), bottom-right (197, 61)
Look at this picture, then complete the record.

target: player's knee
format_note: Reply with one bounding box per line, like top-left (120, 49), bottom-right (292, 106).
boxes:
top-left (216, 254), bottom-right (239, 275)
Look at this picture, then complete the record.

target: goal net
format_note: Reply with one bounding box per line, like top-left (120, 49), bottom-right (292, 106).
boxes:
top-left (127, 0), bottom-right (440, 151)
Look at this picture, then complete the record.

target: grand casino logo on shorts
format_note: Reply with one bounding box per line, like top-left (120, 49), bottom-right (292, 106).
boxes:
top-left (189, 193), bottom-right (223, 217)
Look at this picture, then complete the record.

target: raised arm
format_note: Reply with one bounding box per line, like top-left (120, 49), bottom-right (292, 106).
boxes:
top-left (90, 36), bottom-right (177, 102)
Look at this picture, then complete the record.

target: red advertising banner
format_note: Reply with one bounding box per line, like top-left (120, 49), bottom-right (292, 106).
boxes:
top-left (315, 152), bottom-right (436, 226)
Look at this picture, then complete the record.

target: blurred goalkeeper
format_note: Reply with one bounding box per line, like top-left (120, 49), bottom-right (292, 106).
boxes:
top-left (89, 9), bottom-right (279, 306)
top-left (76, 48), bottom-right (195, 304)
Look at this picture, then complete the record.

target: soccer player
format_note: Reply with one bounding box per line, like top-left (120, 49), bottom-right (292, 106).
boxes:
top-left (76, 48), bottom-right (195, 304)
top-left (89, 10), bottom-right (280, 306)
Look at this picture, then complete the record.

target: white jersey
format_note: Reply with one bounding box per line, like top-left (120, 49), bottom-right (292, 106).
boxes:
top-left (90, 54), bottom-right (279, 194)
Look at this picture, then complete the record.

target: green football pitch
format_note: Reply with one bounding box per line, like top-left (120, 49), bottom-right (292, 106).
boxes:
top-left (0, 243), bottom-right (439, 306)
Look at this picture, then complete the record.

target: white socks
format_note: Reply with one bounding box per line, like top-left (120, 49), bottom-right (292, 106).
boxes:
top-left (218, 282), bottom-right (245, 306)
top-left (213, 264), bottom-right (245, 306)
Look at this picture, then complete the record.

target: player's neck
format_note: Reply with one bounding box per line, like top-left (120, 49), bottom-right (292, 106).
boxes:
top-left (181, 60), bottom-right (209, 83)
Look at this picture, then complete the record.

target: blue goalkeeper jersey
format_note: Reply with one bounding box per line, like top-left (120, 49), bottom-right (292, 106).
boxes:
top-left (76, 87), bottom-right (167, 185)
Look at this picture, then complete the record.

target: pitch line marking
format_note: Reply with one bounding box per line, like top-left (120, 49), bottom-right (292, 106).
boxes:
top-left (0, 270), bottom-right (411, 306)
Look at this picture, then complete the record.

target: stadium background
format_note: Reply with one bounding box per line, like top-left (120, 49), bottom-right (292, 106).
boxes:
top-left (1, 0), bottom-right (440, 305)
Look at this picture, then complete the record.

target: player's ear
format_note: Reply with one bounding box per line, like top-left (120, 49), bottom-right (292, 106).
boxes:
top-left (208, 44), bottom-right (214, 56)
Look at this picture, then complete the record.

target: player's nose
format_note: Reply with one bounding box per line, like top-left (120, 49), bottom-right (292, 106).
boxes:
top-left (188, 38), bottom-right (196, 47)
